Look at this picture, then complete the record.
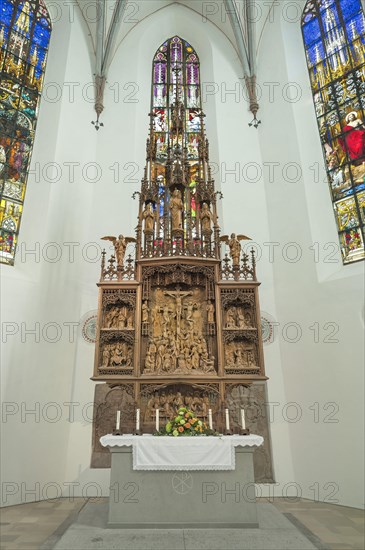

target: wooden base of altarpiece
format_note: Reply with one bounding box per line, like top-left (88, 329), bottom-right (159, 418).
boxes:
top-left (106, 445), bottom-right (259, 529)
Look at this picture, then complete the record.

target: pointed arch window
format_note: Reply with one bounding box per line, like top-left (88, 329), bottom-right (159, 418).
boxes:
top-left (0, 0), bottom-right (51, 265)
top-left (302, 0), bottom-right (365, 264)
top-left (150, 36), bottom-right (203, 242)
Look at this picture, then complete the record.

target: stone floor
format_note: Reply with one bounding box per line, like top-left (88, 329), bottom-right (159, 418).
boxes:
top-left (0, 497), bottom-right (363, 550)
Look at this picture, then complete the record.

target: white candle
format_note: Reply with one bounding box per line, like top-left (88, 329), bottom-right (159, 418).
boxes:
top-left (136, 409), bottom-right (140, 431)
top-left (156, 409), bottom-right (159, 432)
top-left (225, 408), bottom-right (230, 431)
top-left (116, 410), bottom-right (120, 430)
top-left (208, 409), bottom-right (213, 430)
top-left (241, 409), bottom-right (246, 430)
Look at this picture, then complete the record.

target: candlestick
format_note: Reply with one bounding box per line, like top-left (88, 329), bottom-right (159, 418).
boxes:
top-left (208, 409), bottom-right (213, 430)
top-left (225, 408), bottom-right (230, 431)
top-left (240, 409), bottom-right (246, 430)
top-left (156, 408), bottom-right (159, 432)
top-left (136, 409), bottom-right (140, 431)
top-left (116, 410), bottom-right (120, 430)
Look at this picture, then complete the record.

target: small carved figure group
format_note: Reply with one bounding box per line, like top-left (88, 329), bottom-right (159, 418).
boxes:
top-left (145, 391), bottom-right (211, 420)
top-left (144, 328), bottom-right (214, 375)
top-left (101, 343), bottom-right (133, 370)
top-left (151, 295), bottom-right (203, 337)
top-left (225, 307), bottom-right (253, 329)
top-left (104, 306), bottom-right (134, 330)
top-left (225, 343), bottom-right (257, 370)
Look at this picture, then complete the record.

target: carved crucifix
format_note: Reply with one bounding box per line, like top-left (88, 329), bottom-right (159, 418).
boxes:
top-left (163, 285), bottom-right (193, 334)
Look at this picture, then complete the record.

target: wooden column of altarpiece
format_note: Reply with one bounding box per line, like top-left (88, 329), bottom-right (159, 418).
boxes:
top-left (90, 92), bottom-right (274, 483)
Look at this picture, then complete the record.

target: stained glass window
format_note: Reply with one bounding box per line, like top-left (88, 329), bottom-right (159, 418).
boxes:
top-left (302, 0), bottom-right (365, 264)
top-left (0, 0), bottom-right (51, 265)
top-left (151, 36), bottom-right (203, 241)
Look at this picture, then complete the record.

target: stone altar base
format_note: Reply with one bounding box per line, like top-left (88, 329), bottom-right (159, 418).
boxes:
top-left (108, 446), bottom-right (258, 529)
top-left (44, 500), bottom-right (319, 550)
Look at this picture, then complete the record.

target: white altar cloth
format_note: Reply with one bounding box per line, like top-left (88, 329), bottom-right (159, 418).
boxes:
top-left (100, 434), bottom-right (264, 471)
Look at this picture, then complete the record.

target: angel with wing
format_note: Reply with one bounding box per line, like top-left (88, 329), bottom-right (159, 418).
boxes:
top-left (101, 234), bottom-right (136, 267)
top-left (220, 233), bottom-right (251, 268)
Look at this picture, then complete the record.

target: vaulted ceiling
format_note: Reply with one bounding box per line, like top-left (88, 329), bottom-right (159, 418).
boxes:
top-left (74, 0), bottom-right (277, 127)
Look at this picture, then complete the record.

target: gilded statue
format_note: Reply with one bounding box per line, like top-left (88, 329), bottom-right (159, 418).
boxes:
top-left (200, 202), bottom-right (213, 233)
top-left (142, 203), bottom-right (155, 234)
top-left (220, 233), bottom-right (251, 268)
top-left (169, 189), bottom-right (183, 232)
top-left (101, 234), bottom-right (136, 268)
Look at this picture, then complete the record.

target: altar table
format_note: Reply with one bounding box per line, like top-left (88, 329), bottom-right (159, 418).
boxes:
top-left (100, 434), bottom-right (264, 529)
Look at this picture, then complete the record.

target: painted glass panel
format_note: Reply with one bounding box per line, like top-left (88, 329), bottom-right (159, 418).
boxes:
top-left (151, 36), bottom-right (204, 239)
top-left (0, 0), bottom-right (51, 265)
top-left (302, 0), bottom-right (365, 263)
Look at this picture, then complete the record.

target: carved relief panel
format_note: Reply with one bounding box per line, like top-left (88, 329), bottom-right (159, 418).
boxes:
top-left (140, 383), bottom-right (220, 430)
top-left (95, 288), bottom-right (136, 377)
top-left (141, 264), bottom-right (217, 377)
top-left (225, 383), bottom-right (274, 483)
top-left (220, 288), bottom-right (263, 376)
top-left (91, 383), bottom-right (135, 468)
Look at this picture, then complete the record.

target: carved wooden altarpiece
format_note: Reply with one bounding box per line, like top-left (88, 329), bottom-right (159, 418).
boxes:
top-left (90, 37), bottom-right (273, 482)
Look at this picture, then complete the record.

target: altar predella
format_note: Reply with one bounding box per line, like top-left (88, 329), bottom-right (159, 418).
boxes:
top-left (91, 37), bottom-right (273, 482)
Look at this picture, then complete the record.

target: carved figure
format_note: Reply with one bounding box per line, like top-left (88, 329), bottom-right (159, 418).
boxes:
top-left (169, 189), bottom-right (183, 231)
top-left (101, 347), bottom-right (110, 369)
top-left (206, 300), bottom-right (215, 324)
top-left (245, 311), bottom-right (252, 327)
top-left (200, 202), bottom-right (213, 232)
top-left (145, 351), bottom-right (154, 372)
top-left (126, 311), bottom-right (134, 329)
top-left (220, 233), bottom-right (251, 268)
top-left (142, 301), bottom-right (149, 323)
top-left (226, 307), bottom-right (236, 328)
top-left (237, 308), bottom-right (245, 328)
top-left (164, 287), bottom-right (192, 333)
top-left (101, 234), bottom-right (136, 268)
top-left (143, 203), bottom-right (155, 233)
top-left (118, 308), bottom-right (127, 329)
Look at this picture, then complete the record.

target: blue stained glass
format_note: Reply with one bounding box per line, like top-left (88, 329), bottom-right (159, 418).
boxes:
top-left (346, 12), bottom-right (365, 40)
top-left (0, 0), bottom-right (51, 265)
top-left (303, 17), bottom-right (322, 45)
top-left (306, 40), bottom-right (326, 66)
top-left (33, 22), bottom-right (50, 49)
top-left (0, 2), bottom-right (14, 27)
top-left (302, 0), bottom-right (365, 264)
top-left (14, 2), bottom-right (34, 39)
top-left (341, 0), bottom-right (362, 20)
top-left (321, 5), bottom-right (341, 31)
top-left (319, 0), bottom-right (335, 12)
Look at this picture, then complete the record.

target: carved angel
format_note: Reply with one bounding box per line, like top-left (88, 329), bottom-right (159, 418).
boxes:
top-left (101, 234), bottom-right (136, 267)
top-left (220, 233), bottom-right (251, 267)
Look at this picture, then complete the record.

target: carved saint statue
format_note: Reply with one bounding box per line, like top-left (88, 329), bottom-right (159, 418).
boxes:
top-left (200, 202), bottom-right (213, 233)
top-left (142, 203), bottom-right (155, 234)
top-left (220, 233), bottom-right (251, 269)
top-left (206, 300), bottom-right (215, 324)
top-left (169, 189), bottom-right (183, 232)
top-left (101, 234), bottom-right (136, 268)
top-left (142, 301), bottom-right (149, 323)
